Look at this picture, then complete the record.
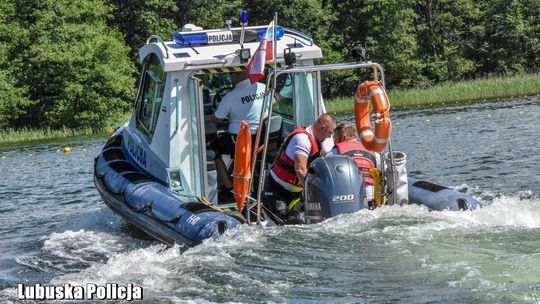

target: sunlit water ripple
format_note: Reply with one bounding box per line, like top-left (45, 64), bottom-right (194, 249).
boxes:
top-left (0, 97), bottom-right (539, 303)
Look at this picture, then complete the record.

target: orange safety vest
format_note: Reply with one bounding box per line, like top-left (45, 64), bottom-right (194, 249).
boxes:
top-left (271, 126), bottom-right (320, 187)
top-left (335, 141), bottom-right (376, 185)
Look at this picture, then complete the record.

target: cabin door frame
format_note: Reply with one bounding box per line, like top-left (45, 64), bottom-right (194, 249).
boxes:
top-left (187, 75), bottom-right (210, 199)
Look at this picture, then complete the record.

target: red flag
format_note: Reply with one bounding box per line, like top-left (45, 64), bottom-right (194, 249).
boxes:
top-left (247, 21), bottom-right (274, 84)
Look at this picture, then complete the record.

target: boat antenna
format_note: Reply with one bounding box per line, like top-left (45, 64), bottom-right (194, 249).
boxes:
top-left (255, 12), bottom-right (279, 225)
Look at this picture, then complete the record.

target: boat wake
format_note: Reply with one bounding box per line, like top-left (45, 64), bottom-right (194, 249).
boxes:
top-left (15, 230), bottom-right (128, 275)
top-left (2, 187), bottom-right (539, 303)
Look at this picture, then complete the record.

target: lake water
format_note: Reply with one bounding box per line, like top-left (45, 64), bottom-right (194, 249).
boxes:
top-left (0, 97), bottom-right (539, 303)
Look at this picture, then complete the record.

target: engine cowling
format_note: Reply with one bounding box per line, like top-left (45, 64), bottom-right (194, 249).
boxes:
top-left (304, 155), bottom-right (366, 224)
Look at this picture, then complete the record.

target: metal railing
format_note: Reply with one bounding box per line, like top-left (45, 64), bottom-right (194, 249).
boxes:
top-left (249, 61), bottom-right (398, 224)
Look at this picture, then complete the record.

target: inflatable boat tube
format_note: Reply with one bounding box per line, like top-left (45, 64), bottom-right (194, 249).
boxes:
top-left (407, 177), bottom-right (481, 211)
top-left (94, 134), bottom-right (241, 247)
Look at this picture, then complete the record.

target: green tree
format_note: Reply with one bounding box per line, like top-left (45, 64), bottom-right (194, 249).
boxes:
top-left (176, 0), bottom-right (242, 29)
top-left (243, 0), bottom-right (337, 68)
top-left (477, 0), bottom-right (539, 75)
top-left (523, 0), bottom-right (540, 73)
top-left (0, 0), bottom-right (33, 129)
top-left (321, 0), bottom-right (369, 97)
top-left (16, 0), bottom-right (135, 130)
top-left (106, 0), bottom-right (244, 60)
top-left (0, 71), bottom-right (32, 129)
top-left (243, 0), bottom-right (339, 94)
top-left (415, 0), bottom-right (482, 82)
top-left (362, 0), bottom-right (422, 88)
top-left (524, 0), bottom-right (540, 70)
top-left (105, 0), bottom-right (178, 59)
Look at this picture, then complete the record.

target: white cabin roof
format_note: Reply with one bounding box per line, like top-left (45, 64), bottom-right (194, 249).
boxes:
top-left (139, 26), bottom-right (323, 72)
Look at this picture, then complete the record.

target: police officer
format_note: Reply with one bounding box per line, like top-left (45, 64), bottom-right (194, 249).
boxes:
top-left (210, 71), bottom-right (267, 198)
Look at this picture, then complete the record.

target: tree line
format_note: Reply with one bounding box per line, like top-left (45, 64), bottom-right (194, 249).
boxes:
top-left (1, 0), bottom-right (538, 130)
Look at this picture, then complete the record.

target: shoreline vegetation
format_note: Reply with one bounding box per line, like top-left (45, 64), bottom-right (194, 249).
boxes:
top-left (0, 112), bottom-right (131, 145)
top-left (0, 128), bottom-right (112, 146)
top-left (1, 73), bottom-right (539, 145)
top-left (325, 73), bottom-right (540, 115)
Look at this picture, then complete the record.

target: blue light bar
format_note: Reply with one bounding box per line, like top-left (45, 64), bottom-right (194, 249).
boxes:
top-left (172, 26), bottom-right (284, 46)
top-left (173, 32), bottom-right (208, 45)
top-left (257, 27), bottom-right (285, 41)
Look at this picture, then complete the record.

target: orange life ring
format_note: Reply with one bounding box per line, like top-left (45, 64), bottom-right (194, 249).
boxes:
top-left (354, 80), bottom-right (391, 152)
top-left (233, 121), bottom-right (252, 212)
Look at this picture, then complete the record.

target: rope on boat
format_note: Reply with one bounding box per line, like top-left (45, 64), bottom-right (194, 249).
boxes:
top-left (197, 196), bottom-right (247, 223)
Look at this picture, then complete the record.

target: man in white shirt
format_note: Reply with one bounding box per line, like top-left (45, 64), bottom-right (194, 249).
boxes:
top-left (262, 113), bottom-right (336, 224)
top-left (210, 71), bottom-right (267, 197)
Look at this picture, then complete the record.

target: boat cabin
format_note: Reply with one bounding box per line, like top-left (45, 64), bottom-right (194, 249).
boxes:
top-left (122, 22), bottom-right (384, 204)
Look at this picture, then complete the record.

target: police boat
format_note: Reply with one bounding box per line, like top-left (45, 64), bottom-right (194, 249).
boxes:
top-left (93, 12), bottom-right (481, 246)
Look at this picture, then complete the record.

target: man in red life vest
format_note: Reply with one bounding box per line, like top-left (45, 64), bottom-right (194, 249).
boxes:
top-left (328, 123), bottom-right (380, 203)
top-left (262, 113), bottom-right (337, 224)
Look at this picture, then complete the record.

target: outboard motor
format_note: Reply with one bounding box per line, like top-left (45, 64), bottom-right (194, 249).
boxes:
top-left (304, 155), bottom-right (366, 224)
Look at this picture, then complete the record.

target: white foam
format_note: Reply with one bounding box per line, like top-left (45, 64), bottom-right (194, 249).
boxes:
top-left (359, 194), bottom-right (540, 297)
top-left (16, 192), bottom-right (538, 303)
top-left (431, 195), bottom-right (540, 229)
top-left (43, 223), bottom-right (295, 302)
top-left (51, 244), bottom-right (178, 289)
top-left (15, 229), bottom-right (129, 274)
top-left (42, 229), bottom-right (125, 260)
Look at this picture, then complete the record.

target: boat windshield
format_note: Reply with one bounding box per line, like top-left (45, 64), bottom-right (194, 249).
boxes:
top-left (270, 72), bottom-right (318, 135)
top-left (197, 73), bottom-right (233, 110)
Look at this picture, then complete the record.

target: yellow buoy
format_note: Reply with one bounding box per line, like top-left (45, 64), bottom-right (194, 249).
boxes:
top-left (63, 146), bottom-right (71, 153)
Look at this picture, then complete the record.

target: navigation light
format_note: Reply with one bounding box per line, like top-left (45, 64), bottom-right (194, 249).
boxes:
top-left (240, 10), bottom-right (248, 26)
